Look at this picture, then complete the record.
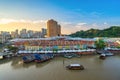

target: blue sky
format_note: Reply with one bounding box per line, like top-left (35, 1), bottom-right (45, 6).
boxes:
top-left (0, 0), bottom-right (120, 34)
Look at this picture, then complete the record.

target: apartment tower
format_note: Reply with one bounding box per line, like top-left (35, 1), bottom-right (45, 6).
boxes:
top-left (47, 19), bottom-right (61, 37)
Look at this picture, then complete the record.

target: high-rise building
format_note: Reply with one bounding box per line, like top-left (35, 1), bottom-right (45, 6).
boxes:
top-left (57, 25), bottom-right (61, 36)
top-left (0, 31), bottom-right (11, 43)
top-left (27, 30), bottom-right (34, 38)
top-left (47, 19), bottom-right (61, 37)
top-left (41, 28), bottom-right (47, 35)
top-left (20, 29), bottom-right (27, 38)
top-left (11, 29), bottom-right (19, 38)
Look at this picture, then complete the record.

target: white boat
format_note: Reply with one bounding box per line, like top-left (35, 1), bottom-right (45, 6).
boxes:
top-left (66, 64), bottom-right (84, 70)
top-left (103, 51), bottom-right (114, 56)
top-left (105, 53), bottom-right (114, 56)
top-left (97, 50), bottom-right (114, 56)
top-left (0, 56), bottom-right (3, 60)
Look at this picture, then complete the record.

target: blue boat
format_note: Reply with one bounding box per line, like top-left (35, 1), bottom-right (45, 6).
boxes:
top-left (22, 55), bottom-right (35, 63)
top-left (34, 54), bottom-right (54, 63)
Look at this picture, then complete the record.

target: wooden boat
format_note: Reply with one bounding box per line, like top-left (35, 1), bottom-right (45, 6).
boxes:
top-left (66, 64), bottom-right (84, 70)
top-left (99, 54), bottom-right (106, 59)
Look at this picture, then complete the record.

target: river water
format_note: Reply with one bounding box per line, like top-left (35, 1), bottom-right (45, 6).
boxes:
top-left (0, 55), bottom-right (120, 80)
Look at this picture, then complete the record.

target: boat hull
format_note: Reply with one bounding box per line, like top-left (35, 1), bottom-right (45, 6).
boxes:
top-left (66, 65), bottom-right (84, 70)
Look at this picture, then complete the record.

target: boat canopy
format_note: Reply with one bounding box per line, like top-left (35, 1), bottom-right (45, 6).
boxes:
top-left (70, 64), bottom-right (80, 66)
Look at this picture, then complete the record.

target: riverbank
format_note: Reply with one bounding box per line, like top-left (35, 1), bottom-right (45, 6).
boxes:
top-left (0, 49), bottom-right (120, 61)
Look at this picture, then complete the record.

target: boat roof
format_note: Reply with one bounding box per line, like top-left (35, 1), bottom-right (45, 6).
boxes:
top-left (101, 54), bottom-right (106, 56)
top-left (70, 64), bottom-right (80, 66)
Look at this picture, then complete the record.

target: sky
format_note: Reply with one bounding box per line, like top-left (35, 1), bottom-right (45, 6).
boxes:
top-left (0, 0), bottom-right (120, 34)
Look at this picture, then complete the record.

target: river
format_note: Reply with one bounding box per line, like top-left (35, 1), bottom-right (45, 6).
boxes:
top-left (0, 55), bottom-right (120, 80)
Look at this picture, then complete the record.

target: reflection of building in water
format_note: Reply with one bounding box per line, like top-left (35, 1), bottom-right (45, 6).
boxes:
top-left (11, 57), bottom-right (24, 69)
top-left (0, 58), bottom-right (11, 64)
top-left (10, 57), bottom-right (49, 69)
top-left (35, 61), bottom-right (50, 68)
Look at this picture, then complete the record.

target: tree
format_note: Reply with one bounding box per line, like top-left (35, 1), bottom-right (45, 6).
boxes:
top-left (7, 46), bottom-right (18, 53)
top-left (95, 39), bottom-right (106, 50)
top-left (69, 26), bottom-right (120, 38)
top-left (117, 46), bottom-right (120, 49)
top-left (53, 48), bottom-right (58, 53)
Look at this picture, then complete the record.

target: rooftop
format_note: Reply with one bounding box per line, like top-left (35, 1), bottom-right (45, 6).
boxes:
top-left (10, 36), bottom-right (96, 42)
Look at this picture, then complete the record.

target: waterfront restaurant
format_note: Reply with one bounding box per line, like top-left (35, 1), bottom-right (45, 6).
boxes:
top-left (10, 36), bottom-right (120, 54)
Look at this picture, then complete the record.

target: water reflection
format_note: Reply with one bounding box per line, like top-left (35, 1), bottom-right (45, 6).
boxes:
top-left (10, 57), bottom-right (51, 69)
top-left (0, 57), bottom-right (50, 69)
top-left (0, 55), bottom-right (120, 80)
top-left (0, 58), bottom-right (11, 64)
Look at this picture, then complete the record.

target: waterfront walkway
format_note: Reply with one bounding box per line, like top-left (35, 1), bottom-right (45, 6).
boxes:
top-left (18, 49), bottom-right (96, 54)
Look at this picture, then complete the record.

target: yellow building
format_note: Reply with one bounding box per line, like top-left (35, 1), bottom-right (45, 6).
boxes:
top-left (47, 19), bottom-right (61, 37)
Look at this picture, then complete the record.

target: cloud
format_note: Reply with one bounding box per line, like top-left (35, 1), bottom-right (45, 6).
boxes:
top-left (103, 22), bottom-right (108, 25)
top-left (60, 22), bottom-right (88, 34)
top-left (60, 21), bottom-right (108, 34)
top-left (90, 12), bottom-right (103, 18)
top-left (75, 22), bottom-right (92, 30)
top-left (75, 22), bottom-right (87, 27)
top-left (0, 18), bottom-right (17, 24)
top-left (60, 22), bottom-right (72, 25)
top-left (92, 23), bottom-right (99, 27)
top-left (0, 18), bottom-right (46, 24)
top-left (33, 20), bottom-right (47, 24)
top-left (0, 18), bottom-right (47, 32)
top-left (74, 22), bottom-right (88, 31)
top-left (0, 18), bottom-right (32, 24)
top-left (0, 18), bottom-right (110, 34)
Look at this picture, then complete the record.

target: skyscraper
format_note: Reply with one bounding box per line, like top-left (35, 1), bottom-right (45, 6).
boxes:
top-left (47, 19), bottom-right (61, 37)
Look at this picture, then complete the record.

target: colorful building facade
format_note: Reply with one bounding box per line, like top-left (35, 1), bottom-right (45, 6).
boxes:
top-left (11, 36), bottom-right (95, 51)
top-left (11, 37), bottom-right (120, 51)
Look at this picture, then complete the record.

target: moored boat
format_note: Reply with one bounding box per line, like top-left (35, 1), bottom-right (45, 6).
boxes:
top-left (64, 54), bottom-right (73, 59)
top-left (34, 54), bottom-right (54, 63)
top-left (99, 54), bottom-right (106, 59)
top-left (22, 55), bottom-right (35, 63)
top-left (104, 51), bottom-right (114, 56)
top-left (66, 64), bottom-right (84, 70)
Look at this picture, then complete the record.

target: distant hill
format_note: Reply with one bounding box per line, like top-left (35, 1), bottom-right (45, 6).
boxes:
top-left (69, 26), bottom-right (120, 38)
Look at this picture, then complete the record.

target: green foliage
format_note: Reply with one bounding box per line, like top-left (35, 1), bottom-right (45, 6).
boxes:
top-left (69, 26), bottom-right (120, 38)
top-left (95, 39), bottom-right (106, 50)
top-left (117, 46), bottom-right (120, 49)
top-left (53, 48), bottom-right (58, 53)
top-left (7, 46), bottom-right (18, 53)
